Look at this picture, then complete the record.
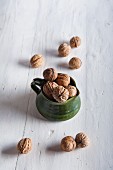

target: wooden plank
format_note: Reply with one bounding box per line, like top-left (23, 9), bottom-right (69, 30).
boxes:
top-left (0, 0), bottom-right (113, 170)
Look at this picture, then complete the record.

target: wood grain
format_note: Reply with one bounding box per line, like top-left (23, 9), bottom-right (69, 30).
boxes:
top-left (0, 0), bottom-right (113, 170)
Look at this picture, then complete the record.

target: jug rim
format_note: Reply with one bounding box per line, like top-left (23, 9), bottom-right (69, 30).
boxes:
top-left (38, 89), bottom-right (80, 105)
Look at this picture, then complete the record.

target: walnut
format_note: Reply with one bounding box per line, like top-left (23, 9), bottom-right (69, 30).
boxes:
top-left (52, 86), bottom-right (69, 103)
top-left (17, 138), bottom-right (32, 154)
top-left (69, 57), bottom-right (82, 69)
top-left (61, 136), bottom-right (76, 152)
top-left (70, 36), bottom-right (81, 48)
top-left (56, 73), bottom-right (70, 87)
top-left (75, 132), bottom-right (90, 148)
top-left (30, 54), bottom-right (44, 68)
top-left (43, 81), bottom-right (58, 99)
top-left (66, 85), bottom-right (77, 97)
top-left (43, 68), bottom-right (58, 81)
top-left (58, 43), bottom-right (71, 57)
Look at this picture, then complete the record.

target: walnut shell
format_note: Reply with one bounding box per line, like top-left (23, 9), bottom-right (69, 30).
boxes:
top-left (43, 81), bottom-right (58, 99)
top-left (61, 136), bottom-right (76, 152)
top-left (58, 43), bottom-right (71, 57)
top-left (56, 73), bottom-right (70, 87)
top-left (69, 57), bottom-right (82, 69)
top-left (70, 36), bottom-right (81, 48)
top-left (43, 68), bottom-right (58, 81)
top-left (52, 86), bottom-right (69, 103)
top-left (30, 54), bottom-right (44, 68)
top-left (66, 85), bottom-right (77, 97)
top-left (17, 138), bottom-right (32, 154)
top-left (75, 132), bottom-right (90, 148)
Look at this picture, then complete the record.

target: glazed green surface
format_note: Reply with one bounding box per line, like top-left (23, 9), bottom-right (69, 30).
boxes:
top-left (36, 92), bottom-right (81, 121)
top-left (31, 77), bottom-right (81, 121)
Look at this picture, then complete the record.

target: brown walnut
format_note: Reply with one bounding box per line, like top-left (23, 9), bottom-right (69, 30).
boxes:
top-left (43, 81), bottom-right (58, 99)
top-left (75, 132), bottom-right (90, 148)
top-left (66, 85), bottom-right (77, 97)
top-left (61, 136), bottom-right (76, 152)
top-left (17, 138), bottom-right (32, 154)
top-left (69, 57), bottom-right (82, 69)
top-left (52, 86), bottom-right (69, 103)
top-left (70, 36), bottom-right (81, 48)
top-left (58, 43), bottom-right (71, 57)
top-left (30, 54), bottom-right (44, 68)
top-left (43, 68), bottom-right (58, 81)
top-left (56, 73), bottom-right (70, 87)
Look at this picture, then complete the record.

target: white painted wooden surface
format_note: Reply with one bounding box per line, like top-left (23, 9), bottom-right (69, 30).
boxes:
top-left (0, 0), bottom-right (113, 169)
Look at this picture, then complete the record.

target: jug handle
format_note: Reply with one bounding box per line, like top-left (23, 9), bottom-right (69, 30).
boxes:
top-left (33, 78), bottom-right (46, 86)
top-left (31, 78), bottom-right (46, 95)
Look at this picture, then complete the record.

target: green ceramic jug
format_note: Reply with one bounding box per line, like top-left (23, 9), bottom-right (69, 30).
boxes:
top-left (31, 76), bottom-right (81, 121)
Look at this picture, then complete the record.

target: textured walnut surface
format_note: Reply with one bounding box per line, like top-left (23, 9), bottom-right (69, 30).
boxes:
top-left (43, 68), bottom-right (58, 81)
top-left (69, 57), bottom-right (82, 69)
top-left (66, 85), bottom-right (77, 97)
top-left (30, 54), bottom-right (44, 68)
top-left (70, 36), bottom-right (81, 48)
top-left (61, 136), bottom-right (76, 152)
top-left (56, 73), bottom-right (70, 87)
top-left (58, 43), bottom-right (71, 57)
top-left (75, 132), bottom-right (90, 148)
top-left (52, 86), bottom-right (69, 103)
top-left (43, 81), bottom-right (58, 99)
top-left (17, 138), bottom-right (32, 154)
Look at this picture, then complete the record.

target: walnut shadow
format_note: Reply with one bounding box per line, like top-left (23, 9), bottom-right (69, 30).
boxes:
top-left (45, 49), bottom-right (58, 57)
top-left (58, 40), bottom-right (69, 45)
top-left (18, 59), bottom-right (30, 68)
top-left (2, 144), bottom-right (18, 156)
top-left (46, 143), bottom-right (62, 153)
top-left (57, 62), bottom-right (69, 69)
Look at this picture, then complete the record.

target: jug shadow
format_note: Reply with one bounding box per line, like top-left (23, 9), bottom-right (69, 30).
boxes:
top-left (2, 144), bottom-right (18, 156)
top-left (0, 91), bottom-right (47, 122)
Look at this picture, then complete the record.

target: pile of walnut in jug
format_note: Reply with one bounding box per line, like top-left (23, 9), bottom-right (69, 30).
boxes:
top-left (42, 68), bottom-right (78, 103)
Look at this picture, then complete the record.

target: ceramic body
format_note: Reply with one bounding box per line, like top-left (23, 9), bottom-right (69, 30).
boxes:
top-left (31, 76), bottom-right (81, 121)
top-left (36, 92), bottom-right (81, 121)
